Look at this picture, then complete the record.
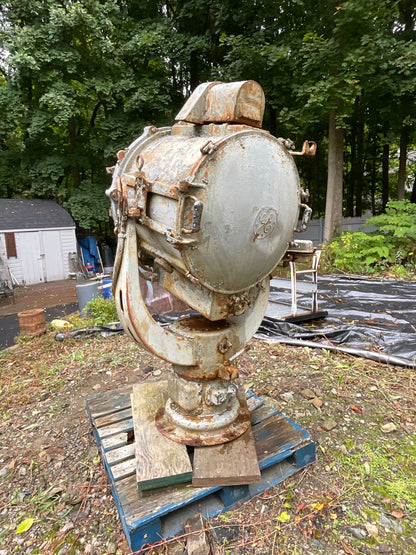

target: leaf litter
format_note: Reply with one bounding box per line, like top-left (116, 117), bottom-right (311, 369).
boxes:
top-left (0, 330), bottom-right (415, 554)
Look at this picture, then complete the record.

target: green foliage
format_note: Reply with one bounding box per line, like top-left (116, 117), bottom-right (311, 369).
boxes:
top-left (364, 200), bottom-right (416, 239)
top-left (324, 200), bottom-right (416, 276)
top-left (85, 296), bottom-right (118, 326)
top-left (0, 0), bottom-right (415, 232)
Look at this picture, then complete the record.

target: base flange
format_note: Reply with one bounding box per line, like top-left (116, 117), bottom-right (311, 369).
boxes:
top-left (155, 402), bottom-right (251, 446)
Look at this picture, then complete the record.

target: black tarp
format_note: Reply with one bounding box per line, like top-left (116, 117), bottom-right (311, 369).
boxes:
top-left (259, 276), bottom-right (416, 367)
top-left (54, 275), bottom-right (416, 367)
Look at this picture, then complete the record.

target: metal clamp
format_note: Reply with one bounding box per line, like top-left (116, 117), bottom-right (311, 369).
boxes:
top-left (295, 204), bottom-right (312, 232)
top-left (291, 141), bottom-right (317, 157)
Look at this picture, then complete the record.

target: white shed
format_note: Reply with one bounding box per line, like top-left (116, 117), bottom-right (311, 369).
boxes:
top-left (0, 199), bottom-right (77, 285)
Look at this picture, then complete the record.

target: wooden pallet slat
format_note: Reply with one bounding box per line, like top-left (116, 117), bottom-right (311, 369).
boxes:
top-left (86, 383), bottom-right (315, 553)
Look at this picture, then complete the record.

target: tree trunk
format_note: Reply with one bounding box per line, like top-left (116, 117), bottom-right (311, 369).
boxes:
top-left (397, 125), bottom-right (408, 200)
top-left (370, 131), bottom-right (377, 213)
top-left (382, 143), bottom-right (389, 209)
top-left (68, 117), bottom-right (81, 189)
top-left (346, 97), bottom-right (358, 217)
top-left (411, 175), bottom-right (416, 204)
top-left (355, 100), bottom-right (364, 216)
top-left (324, 111), bottom-right (344, 242)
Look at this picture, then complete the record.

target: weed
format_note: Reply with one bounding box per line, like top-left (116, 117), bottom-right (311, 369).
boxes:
top-left (84, 296), bottom-right (118, 326)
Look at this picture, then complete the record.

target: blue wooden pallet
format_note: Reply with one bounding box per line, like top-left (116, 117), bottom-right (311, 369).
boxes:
top-left (86, 385), bottom-right (315, 553)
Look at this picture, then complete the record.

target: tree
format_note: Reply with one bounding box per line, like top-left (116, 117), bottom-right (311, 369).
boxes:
top-left (0, 0), bottom-right (177, 232)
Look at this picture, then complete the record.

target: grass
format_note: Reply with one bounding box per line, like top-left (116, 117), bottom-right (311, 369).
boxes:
top-left (0, 310), bottom-right (415, 553)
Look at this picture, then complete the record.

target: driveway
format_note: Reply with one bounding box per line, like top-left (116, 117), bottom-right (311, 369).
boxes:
top-left (0, 279), bottom-right (79, 350)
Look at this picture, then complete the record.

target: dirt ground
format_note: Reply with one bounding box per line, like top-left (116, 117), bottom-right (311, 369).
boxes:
top-left (0, 280), bottom-right (79, 318)
top-left (0, 327), bottom-right (415, 555)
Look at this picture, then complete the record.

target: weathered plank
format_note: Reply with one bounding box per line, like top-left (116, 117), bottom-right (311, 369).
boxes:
top-left (94, 407), bottom-right (132, 429)
top-left (96, 418), bottom-right (133, 440)
top-left (86, 384), bottom-right (133, 420)
top-left (106, 443), bottom-right (135, 466)
top-left (253, 414), bottom-right (305, 468)
top-left (131, 381), bottom-right (193, 491)
top-left (192, 426), bottom-right (261, 487)
top-left (101, 432), bottom-right (129, 452)
top-left (111, 457), bottom-right (137, 482)
top-left (192, 389), bottom-right (260, 487)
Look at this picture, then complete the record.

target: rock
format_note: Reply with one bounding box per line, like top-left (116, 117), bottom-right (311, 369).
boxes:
top-left (184, 514), bottom-right (210, 555)
top-left (381, 422), bottom-right (397, 433)
top-left (167, 541), bottom-right (187, 555)
top-left (301, 388), bottom-right (316, 400)
top-left (280, 391), bottom-right (294, 402)
top-left (347, 526), bottom-right (366, 540)
top-left (142, 365), bottom-right (154, 374)
top-left (379, 513), bottom-right (403, 533)
top-left (211, 522), bottom-right (240, 546)
top-left (321, 419), bottom-right (337, 431)
top-left (378, 544), bottom-right (393, 554)
top-left (311, 397), bottom-right (323, 409)
top-left (0, 466), bottom-right (9, 478)
top-left (106, 541), bottom-right (117, 554)
top-left (61, 521), bottom-right (74, 533)
top-left (311, 538), bottom-right (326, 549)
top-left (365, 523), bottom-right (378, 536)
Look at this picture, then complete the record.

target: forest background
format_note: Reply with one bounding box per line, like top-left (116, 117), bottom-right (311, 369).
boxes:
top-left (0, 0), bottom-right (415, 240)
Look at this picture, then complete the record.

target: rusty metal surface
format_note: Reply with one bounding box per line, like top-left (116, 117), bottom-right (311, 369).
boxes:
top-left (107, 126), bottom-right (300, 296)
top-left (175, 80), bottom-right (265, 127)
top-left (107, 81), bottom-right (306, 446)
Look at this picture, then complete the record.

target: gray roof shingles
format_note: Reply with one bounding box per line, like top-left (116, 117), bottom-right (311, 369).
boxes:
top-left (0, 199), bottom-right (75, 231)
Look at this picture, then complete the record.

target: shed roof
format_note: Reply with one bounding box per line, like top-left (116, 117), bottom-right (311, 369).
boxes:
top-left (0, 199), bottom-right (75, 232)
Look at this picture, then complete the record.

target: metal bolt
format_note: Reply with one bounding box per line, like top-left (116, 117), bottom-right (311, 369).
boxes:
top-left (217, 337), bottom-right (232, 354)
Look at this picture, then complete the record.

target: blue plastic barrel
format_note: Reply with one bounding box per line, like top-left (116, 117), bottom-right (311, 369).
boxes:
top-left (102, 279), bottom-right (113, 300)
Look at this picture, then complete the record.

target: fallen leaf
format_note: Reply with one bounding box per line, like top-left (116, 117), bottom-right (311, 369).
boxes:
top-left (391, 510), bottom-right (404, 519)
top-left (350, 405), bottom-right (363, 414)
top-left (311, 503), bottom-right (325, 511)
top-left (276, 511), bottom-right (291, 523)
top-left (381, 422), bottom-right (397, 433)
top-left (16, 518), bottom-right (35, 534)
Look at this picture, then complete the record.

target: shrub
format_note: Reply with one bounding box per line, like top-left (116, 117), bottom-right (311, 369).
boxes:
top-left (85, 296), bottom-right (119, 326)
top-left (324, 200), bottom-right (416, 276)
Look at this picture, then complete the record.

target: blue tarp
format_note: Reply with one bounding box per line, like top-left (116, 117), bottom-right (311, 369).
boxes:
top-left (78, 236), bottom-right (101, 272)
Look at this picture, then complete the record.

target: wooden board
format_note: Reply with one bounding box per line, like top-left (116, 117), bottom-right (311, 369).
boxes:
top-left (192, 426), bottom-right (260, 486)
top-left (192, 390), bottom-right (260, 487)
top-left (131, 381), bottom-right (193, 491)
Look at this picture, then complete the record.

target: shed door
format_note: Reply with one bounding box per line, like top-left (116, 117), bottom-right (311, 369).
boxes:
top-left (41, 230), bottom-right (65, 281)
top-left (20, 232), bottom-right (45, 284)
